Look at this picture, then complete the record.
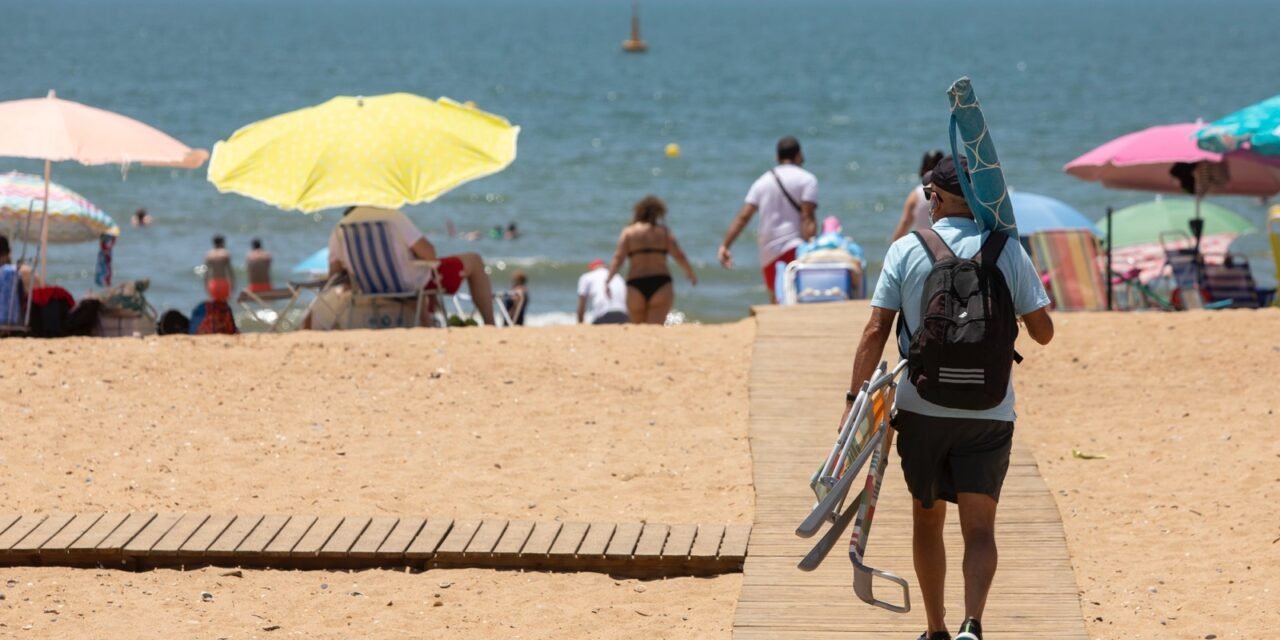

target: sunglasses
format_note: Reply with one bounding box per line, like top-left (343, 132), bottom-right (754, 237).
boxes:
top-left (923, 186), bottom-right (936, 200)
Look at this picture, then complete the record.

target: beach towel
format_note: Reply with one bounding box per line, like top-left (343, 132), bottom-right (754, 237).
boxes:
top-left (0, 264), bottom-right (21, 326)
top-left (947, 77), bottom-right (1017, 238)
top-left (196, 300), bottom-right (238, 335)
top-left (1029, 230), bottom-right (1108, 311)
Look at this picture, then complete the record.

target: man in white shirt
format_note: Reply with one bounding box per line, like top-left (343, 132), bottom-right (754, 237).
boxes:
top-left (327, 206), bottom-right (495, 325)
top-left (718, 136), bottom-right (818, 303)
top-left (576, 259), bottom-right (629, 324)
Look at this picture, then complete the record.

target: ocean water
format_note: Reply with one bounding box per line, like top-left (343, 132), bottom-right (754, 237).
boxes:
top-left (1, 0), bottom-right (1276, 325)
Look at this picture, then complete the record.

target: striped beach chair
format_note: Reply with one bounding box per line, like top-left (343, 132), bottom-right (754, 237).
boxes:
top-left (337, 220), bottom-right (445, 328)
top-left (1028, 230), bottom-right (1107, 312)
top-left (1202, 254), bottom-right (1261, 309)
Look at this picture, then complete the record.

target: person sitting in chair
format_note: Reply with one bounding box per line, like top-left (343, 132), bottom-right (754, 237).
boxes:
top-left (327, 206), bottom-right (496, 326)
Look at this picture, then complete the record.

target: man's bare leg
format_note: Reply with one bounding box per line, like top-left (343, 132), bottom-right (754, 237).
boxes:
top-left (913, 498), bottom-right (948, 634)
top-left (956, 492), bottom-right (999, 623)
top-left (456, 253), bottom-right (495, 325)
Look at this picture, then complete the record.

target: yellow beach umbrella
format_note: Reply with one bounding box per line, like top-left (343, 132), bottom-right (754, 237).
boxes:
top-left (207, 93), bottom-right (519, 213)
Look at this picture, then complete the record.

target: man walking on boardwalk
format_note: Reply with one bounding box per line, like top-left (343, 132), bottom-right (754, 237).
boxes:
top-left (841, 155), bottom-right (1054, 640)
top-left (718, 136), bottom-right (818, 303)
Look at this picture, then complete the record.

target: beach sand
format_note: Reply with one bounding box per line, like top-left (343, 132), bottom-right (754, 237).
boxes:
top-left (2, 308), bottom-right (1277, 638)
top-left (0, 323), bottom-right (753, 638)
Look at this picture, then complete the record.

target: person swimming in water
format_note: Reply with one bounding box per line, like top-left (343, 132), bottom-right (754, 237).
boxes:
top-left (605, 195), bottom-right (697, 325)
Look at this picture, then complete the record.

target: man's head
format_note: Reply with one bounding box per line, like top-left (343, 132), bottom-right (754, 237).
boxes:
top-left (251, 238), bottom-right (263, 250)
top-left (212, 234), bottom-right (226, 249)
top-left (776, 136), bottom-right (803, 165)
top-left (588, 259), bottom-right (606, 272)
top-left (922, 155), bottom-right (973, 220)
top-left (0, 234), bottom-right (9, 263)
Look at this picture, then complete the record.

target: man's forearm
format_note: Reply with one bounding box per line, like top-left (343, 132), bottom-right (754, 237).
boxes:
top-left (848, 324), bottom-right (892, 396)
top-left (722, 217), bottom-right (748, 248)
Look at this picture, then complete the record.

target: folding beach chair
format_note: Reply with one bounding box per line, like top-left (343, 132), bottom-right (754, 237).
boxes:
top-left (236, 279), bottom-right (333, 332)
top-left (1202, 254), bottom-right (1261, 309)
top-left (795, 360), bottom-right (910, 613)
top-left (448, 292), bottom-right (516, 327)
top-left (1027, 230), bottom-right (1107, 312)
top-left (337, 220), bottom-right (447, 329)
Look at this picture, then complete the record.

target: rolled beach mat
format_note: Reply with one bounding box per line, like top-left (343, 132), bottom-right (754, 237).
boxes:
top-left (947, 77), bottom-right (1018, 238)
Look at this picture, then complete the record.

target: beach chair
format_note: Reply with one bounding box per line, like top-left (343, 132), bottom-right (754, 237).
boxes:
top-left (236, 277), bottom-right (332, 332)
top-left (1027, 230), bottom-right (1107, 311)
top-left (1201, 254), bottom-right (1261, 309)
top-left (336, 220), bottom-right (447, 329)
top-left (448, 292), bottom-right (516, 327)
top-left (795, 360), bottom-right (910, 613)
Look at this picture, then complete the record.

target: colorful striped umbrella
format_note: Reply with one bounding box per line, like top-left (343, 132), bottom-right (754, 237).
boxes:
top-left (1197, 93), bottom-right (1280, 156)
top-left (0, 171), bottom-right (118, 244)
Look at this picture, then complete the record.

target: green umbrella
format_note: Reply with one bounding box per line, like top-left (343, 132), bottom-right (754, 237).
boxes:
top-left (1101, 198), bottom-right (1256, 248)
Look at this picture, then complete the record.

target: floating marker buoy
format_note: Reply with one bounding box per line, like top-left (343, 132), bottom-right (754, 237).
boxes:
top-left (665, 143), bottom-right (681, 158)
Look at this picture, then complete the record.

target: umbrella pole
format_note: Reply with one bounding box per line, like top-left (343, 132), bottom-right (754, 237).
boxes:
top-left (1105, 206), bottom-right (1113, 311)
top-left (1190, 195), bottom-right (1205, 288)
top-left (38, 159), bottom-right (51, 284)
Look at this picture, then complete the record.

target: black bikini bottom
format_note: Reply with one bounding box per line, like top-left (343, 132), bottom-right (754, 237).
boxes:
top-left (626, 274), bottom-right (673, 301)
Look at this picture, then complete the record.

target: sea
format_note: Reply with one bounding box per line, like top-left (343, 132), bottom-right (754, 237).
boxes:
top-left (2, 0), bottom-right (1277, 326)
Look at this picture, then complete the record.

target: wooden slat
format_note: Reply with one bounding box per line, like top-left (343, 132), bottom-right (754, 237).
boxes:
top-left (319, 516), bottom-right (370, 557)
top-left (463, 520), bottom-right (508, 555)
top-left (547, 522), bottom-right (589, 557)
top-left (404, 518), bottom-right (452, 559)
top-left (66, 513), bottom-right (128, 552)
top-left (633, 523), bottom-right (669, 558)
top-left (720, 523), bottom-right (751, 558)
top-left (0, 514), bottom-right (21, 538)
top-left (236, 515), bottom-right (291, 555)
top-left (492, 520), bottom-right (535, 556)
top-left (0, 515), bottom-right (47, 551)
top-left (690, 524), bottom-right (725, 558)
top-left (262, 515), bottom-right (316, 558)
top-left (98, 513), bottom-right (157, 551)
top-left (292, 516), bottom-right (343, 557)
top-left (661, 523), bottom-right (697, 558)
top-left (349, 516), bottom-right (399, 558)
top-left (433, 519), bottom-right (481, 556)
top-left (376, 517), bottom-right (425, 556)
top-left (178, 515), bottom-right (236, 557)
top-left (207, 515), bottom-right (264, 557)
top-left (11, 513), bottom-right (75, 553)
top-left (122, 512), bottom-right (182, 555)
top-left (149, 513), bottom-right (210, 556)
top-left (604, 522), bottom-right (644, 558)
top-left (39, 513), bottom-right (104, 552)
top-left (519, 521), bottom-right (562, 557)
top-left (577, 522), bottom-right (615, 557)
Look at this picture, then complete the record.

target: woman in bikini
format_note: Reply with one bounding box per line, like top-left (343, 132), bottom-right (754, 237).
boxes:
top-left (606, 195), bottom-right (697, 324)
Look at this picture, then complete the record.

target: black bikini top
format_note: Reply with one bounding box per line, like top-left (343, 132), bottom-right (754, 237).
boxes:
top-left (627, 227), bottom-right (669, 258)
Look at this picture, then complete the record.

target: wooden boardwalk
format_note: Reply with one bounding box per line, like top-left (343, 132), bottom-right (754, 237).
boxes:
top-left (734, 302), bottom-right (1088, 639)
top-left (0, 512), bottom-right (749, 577)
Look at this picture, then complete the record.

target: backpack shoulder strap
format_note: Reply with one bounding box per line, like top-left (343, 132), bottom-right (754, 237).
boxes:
top-left (977, 231), bottom-right (1010, 266)
top-left (912, 229), bottom-right (955, 263)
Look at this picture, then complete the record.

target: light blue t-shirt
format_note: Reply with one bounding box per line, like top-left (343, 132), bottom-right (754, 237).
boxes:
top-left (870, 217), bottom-right (1050, 422)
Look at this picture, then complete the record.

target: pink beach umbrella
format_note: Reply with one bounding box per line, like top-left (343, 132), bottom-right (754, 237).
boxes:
top-left (1064, 122), bottom-right (1280, 196)
top-left (0, 90), bottom-right (208, 281)
top-left (1065, 122), bottom-right (1280, 308)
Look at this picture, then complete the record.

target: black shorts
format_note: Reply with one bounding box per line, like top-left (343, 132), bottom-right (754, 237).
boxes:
top-left (894, 410), bottom-right (1014, 509)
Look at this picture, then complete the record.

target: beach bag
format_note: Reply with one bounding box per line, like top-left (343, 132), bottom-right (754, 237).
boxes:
top-left (157, 309), bottom-right (190, 335)
top-left (901, 229), bottom-right (1019, 410)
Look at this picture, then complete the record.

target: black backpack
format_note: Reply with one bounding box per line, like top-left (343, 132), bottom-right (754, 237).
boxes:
top-left (900, 229), bottom-right (1021, 410)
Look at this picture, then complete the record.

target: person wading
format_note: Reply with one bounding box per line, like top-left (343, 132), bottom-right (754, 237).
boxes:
top-left (842, 155), bottom-right (1054, 640)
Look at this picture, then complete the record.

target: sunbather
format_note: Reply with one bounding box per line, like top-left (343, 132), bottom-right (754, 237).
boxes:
top-left (327, 206), bottom-right (496, 326)
top-left (204, 235), bottom-right (234, 303)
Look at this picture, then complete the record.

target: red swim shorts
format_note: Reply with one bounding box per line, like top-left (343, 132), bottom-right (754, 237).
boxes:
top-left (761, 247), bottom-right (797, 304)
top-left (206, 277), bottom-right (231, 303)
top-left (425, 256), bottom-right (466, 295)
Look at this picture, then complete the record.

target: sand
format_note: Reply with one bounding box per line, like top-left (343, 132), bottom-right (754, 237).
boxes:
top-left (0, 322), bottom-right (754, 639)
top-left (1015, 309), bottom-right (1279, 639)
top-left (3, 308), bottom-right (1278, 639)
